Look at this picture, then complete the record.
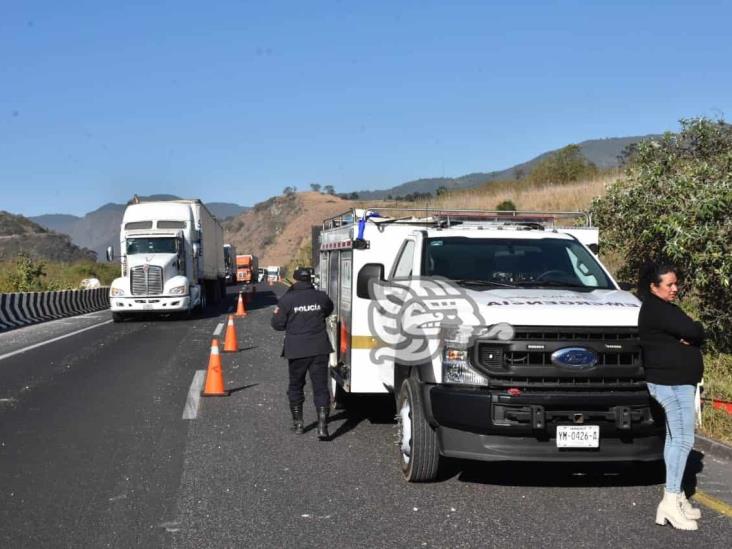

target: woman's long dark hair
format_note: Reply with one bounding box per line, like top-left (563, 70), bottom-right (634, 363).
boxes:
top-left (637, 261), bottom-right (677, 300)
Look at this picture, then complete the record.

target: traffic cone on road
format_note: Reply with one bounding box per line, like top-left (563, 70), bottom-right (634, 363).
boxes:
top-left (223, 315), bottom-right (238, 352)
top-left (235, 292), bottom-right (248, 317)
top-left (201, 338), bottom-right (229, 397)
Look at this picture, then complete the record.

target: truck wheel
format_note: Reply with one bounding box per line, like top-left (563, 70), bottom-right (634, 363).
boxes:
top-left (112, 312), bottom-right (126, 323)
top-left (397, 377), bottom-right (440, 482)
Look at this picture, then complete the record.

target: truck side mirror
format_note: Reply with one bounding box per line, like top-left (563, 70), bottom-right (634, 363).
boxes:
top-left (106, 246), bottom-right (115, 262)
top-left (357, 263), bottom-right (384, 299)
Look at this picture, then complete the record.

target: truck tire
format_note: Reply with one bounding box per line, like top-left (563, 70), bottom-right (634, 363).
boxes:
top-left (112, 312), bottom-right (126, 323)
top-left (396, 377), bottom-right (440, 482)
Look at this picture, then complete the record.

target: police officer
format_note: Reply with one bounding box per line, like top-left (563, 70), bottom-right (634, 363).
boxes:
top-left (271, 267), bottom-right (334, 439)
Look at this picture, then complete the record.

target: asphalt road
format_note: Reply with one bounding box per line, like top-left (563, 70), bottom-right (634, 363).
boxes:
top-left (0, 283), bottom-right (730, 548)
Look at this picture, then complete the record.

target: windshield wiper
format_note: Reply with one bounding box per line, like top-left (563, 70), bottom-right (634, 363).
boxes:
top-left (454, 279), bottom-right (519, 289)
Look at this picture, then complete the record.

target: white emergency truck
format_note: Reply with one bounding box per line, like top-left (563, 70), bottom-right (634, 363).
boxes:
top-left (107, 199), bottom-right (225, 321)
top-left (318, 208), bottom-right (664, 481)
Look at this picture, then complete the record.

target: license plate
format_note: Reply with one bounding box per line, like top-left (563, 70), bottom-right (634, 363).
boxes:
top-left (556, 425), bottom-right (599, 448)
top-left (142, 303), bottom-right (153, 310)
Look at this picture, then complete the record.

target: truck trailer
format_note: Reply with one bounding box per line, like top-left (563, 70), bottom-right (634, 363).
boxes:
top-left (108, 199), bottom-right (225, 321)
top-left (318, 208), bottom-right (664, 481)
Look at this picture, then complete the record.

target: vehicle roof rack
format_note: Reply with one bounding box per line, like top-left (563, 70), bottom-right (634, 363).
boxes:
top-left (322, 208), bottom-right (592, 230)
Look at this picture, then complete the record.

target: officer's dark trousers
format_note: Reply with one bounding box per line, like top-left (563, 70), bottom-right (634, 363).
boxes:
top-left (287, 354), bottom-right (330, 408)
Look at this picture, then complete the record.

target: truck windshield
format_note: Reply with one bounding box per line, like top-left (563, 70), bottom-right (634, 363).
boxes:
top-left (424, 237), bottom-right (613, 290)
top-left (126, 237), bottom-right (178, 255)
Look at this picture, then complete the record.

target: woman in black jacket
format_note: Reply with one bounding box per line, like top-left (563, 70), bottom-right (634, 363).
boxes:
top-left (638, 263), bottom-right (704, 530)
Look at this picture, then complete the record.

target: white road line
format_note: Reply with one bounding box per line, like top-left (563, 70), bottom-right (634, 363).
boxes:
top-left (213, 322), bottom-right (224, 337)
top-left (182, 370), bottom-right (206, 420)
top-left (0, 320), bottom-right (114, 362)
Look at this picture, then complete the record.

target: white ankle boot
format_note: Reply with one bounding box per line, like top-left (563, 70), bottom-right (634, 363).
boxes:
top-left (655, 490), bottom-right (698, 530)
top-left (679, 493), bottom-right (701, 520)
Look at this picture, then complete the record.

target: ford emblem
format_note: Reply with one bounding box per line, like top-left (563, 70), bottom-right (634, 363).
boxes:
top-left (551, 347), bottom-right (598, 369)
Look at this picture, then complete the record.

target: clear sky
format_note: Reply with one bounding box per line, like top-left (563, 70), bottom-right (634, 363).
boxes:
top-left (2, 0), bottom-right (730, 216)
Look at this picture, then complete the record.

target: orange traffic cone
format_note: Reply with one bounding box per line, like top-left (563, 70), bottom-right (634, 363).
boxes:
top-left (235, 292), bottom-right (248, 317)
top-left (223, 314), bottom-right (238, 352)
top-left (201, 338), bottom-right (229, 397)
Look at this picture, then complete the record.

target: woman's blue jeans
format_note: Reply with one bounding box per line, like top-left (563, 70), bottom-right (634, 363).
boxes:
top-left (646, 383), bottom-right (696, 493)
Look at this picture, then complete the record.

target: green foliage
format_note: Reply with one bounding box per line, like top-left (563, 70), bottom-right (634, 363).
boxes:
top-left (5, 253), bottom-right (48, 292)
top-left (496, 199), bottom-right (516, 211)
top-left (592, 118), bottom-right (732, 351)
top-left (436, 186), bottom-right (448, 196)
top-left (527, 144), bottom-right (598, 185)
top-left (0, 256), bottom-right (118, 292)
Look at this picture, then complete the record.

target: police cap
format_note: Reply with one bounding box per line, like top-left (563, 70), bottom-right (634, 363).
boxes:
top-left (293, 268), bottom-right (312, 282)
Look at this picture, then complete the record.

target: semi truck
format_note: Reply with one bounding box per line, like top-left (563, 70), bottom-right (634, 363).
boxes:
top-left (107, 199), bottom-right (225, 321)
top-left (224, 244), bottom-right (237, 285)
top-left (236, 254), bottom-right (258, 284)
top-left (319, 208), bottom-right (664, 481)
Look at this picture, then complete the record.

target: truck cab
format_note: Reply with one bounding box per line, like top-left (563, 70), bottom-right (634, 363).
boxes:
top-left (319, 208), bottom-right (664, 481)
top-left (108, 200), bottom-right (224, 321)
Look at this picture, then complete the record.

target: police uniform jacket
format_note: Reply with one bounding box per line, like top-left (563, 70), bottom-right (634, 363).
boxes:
top-left (271, 281), bottom-right (334, 359)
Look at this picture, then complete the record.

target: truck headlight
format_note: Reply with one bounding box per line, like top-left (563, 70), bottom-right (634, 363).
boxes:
top-left (110, 287), bottom-right (125, 297)
top-left (442, 346), bottom-right (489, 386)
top-left (168, 285), bottom-right (186, 295)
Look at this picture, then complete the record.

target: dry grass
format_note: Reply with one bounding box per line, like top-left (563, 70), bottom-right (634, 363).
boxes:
top-left (407, 172), bottom-right (619, 213)
top-left (700, 407), bottom-right (732, 446)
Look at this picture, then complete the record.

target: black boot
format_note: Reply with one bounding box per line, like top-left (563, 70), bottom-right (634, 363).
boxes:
top-left (316, 406), bottom-right (329, 440)
top-left (289, 402), bottom-right (304, 434)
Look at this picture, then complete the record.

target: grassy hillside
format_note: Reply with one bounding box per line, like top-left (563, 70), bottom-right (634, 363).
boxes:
top-left (408, 171), bottom-right (618, 212)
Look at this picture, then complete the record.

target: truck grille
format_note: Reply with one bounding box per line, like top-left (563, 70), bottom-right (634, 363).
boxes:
top-left (130, 266), bottom-right (164, 295)
top-left (472, 326), bottom-right (643, 387)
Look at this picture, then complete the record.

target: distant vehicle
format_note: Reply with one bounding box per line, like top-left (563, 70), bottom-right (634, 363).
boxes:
top-left (223, 244), bottom-right (237, 285)
top-left (266, 265), bottom-right (281, 281)
top-left (257, 268), bottom-right (266, 283)
top-left (236, 254), bottom-right (258, 284)
top-left (107, 199), bottom-right (225, 321)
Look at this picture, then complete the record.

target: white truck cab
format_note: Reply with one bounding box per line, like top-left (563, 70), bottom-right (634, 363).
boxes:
top-left (318, 208), bottom-right (664, 481)
top-left (108, 200), bottom-right (225, 321)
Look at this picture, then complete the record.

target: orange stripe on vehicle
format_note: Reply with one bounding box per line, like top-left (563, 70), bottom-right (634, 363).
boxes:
top-left (350, 335), bottom-right (381, 349)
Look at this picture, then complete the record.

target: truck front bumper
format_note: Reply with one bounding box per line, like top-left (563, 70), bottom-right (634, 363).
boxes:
top-left (110, 295), bottom-right (191, 313)
top-left (424, 385), bottom-right (665, 462)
